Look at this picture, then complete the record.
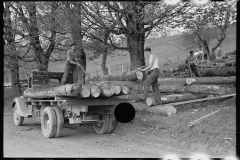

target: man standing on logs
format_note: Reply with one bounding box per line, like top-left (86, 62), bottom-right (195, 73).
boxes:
top-left (185, 50), bottom-right (201, 77)
top-left (136, 47), bottom-right (162, 105)
top-left (61, 43), bottom-right (81, 85)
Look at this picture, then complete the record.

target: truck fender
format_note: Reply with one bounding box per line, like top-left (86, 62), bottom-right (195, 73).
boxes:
top-left (12, 96), bottom-right (30, 117)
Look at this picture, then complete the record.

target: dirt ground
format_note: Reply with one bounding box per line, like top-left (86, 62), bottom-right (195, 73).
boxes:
top-left (4, 87), bottom-right (236, 158)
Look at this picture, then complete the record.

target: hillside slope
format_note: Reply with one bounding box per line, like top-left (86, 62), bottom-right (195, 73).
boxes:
top-left (19, 24), bottom-right (236, 78)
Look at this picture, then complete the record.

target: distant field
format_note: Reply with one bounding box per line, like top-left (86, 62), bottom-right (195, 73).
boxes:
top-left (18, 24), bottom-right (236, 79)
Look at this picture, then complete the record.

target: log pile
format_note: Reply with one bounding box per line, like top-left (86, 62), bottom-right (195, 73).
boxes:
top-left (144, 76), bottom-right (235, 107)
top-left (23, 82), bottom-right (131, 99)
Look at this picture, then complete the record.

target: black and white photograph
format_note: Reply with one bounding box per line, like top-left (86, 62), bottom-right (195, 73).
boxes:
top-left (3, 0), bottom-right (237, 158)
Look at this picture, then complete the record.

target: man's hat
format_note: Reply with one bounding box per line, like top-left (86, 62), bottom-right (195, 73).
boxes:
top-left (144, 47), bottom-right (151, 52)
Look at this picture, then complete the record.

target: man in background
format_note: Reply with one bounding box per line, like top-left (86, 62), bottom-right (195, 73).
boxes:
top-left (185, 50), bottom-right (201, 77)
top-left (61, 43), bottom-right (81, 85)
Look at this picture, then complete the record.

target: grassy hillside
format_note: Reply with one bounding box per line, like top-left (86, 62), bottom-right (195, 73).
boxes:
top-left (19, 24), bottom-right (236, 78)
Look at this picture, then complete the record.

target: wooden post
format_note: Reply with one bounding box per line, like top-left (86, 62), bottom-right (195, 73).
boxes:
top-left (178, 55), bottom-right (179, 62)
top-left (127, 65), bottom-right (128, 72)
top-left (122, 65), bottom-right (124, 73)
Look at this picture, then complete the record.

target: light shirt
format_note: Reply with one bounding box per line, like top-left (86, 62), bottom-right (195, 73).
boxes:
top-left (67, 49), bottom-right (79, 62)
top-left (149, 54), bottom-right (159, 70)
top-left (186, 56), bottom-right (197, 64)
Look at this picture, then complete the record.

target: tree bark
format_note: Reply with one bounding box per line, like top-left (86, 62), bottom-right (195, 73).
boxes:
top-left (158, 84), bottom-right (225, 95)
top-left (101, 31), bottom-right (109, 75)
top-left (91, 70), bottom-right (143, 81)
top-left (23, 83), bottom-right (82, 98)
top-left (125, 2), bottom-right (145, 70)
top-left (186, 76), bottom-right (236, 85)
top-left (68, 2), bottom-right (86, 85)
top-left (4, 2), bottom-right (22, 96)
top-left (146, 93), bottom-right (208, 107)
top-left (199, 67), bottom-right (236, 77)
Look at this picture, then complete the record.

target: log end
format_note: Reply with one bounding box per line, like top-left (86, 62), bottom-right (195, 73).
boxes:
top-left (136, 71), bottom-right (144, 80)
top-left (186, 78), bottom-right (196, 85)
top-left (114, 85), bottom-right (121, 95)
top-left (146, 97), bottom-right (154, 107)
top-left (80, 88), bottom-right (91, 98)
top-left (147, 105), bottom-right (177, 116)
top-left (103, 89), bottom-right (114, 97)
top-left (122, 85), bottom-right (130, 94)
top-left (91, 85), bottom-right (101, 98)
top-left (219, 87), bottom-right (226, 95)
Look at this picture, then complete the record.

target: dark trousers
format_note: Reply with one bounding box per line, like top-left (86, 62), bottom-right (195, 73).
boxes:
top-left (143, 68), bottom-right (161, 104)
top-left (204, 54), bottom-right (208, 60)
top-left (61, 61), bottom-right (78, 85)
top-left (190, 64), bottom-right (200, 77)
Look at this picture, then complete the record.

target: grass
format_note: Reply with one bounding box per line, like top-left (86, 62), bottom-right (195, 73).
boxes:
top-left (17, 24), bottom-right (236, 79)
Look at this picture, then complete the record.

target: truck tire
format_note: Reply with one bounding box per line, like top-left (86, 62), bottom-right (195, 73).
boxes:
top-left (93, 115), bottom-right (110, 134)
top-left (106, 114), bottom-right (117, 134)
top-left (53, 106), bottom-right (64, 138)
top-left (41, 107), bottom-right (57, 138)
top-left (13, 104), bottom-right (24, 126)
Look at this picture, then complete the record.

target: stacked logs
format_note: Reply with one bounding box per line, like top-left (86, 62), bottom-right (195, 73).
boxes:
top-left (23, 70), bottom-right (144, 99)
top-left (142, 76), bottom-right (236, 107)
top-left (23, 82), bottom-right (130, 99)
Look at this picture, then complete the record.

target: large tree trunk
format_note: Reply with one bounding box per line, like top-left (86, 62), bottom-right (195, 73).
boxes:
top-left (126, 2), bottom-right (145, 70)
top-left (68, 2), bottom-right (86, 85)
top-left (186, 76), bottom-right (236, 85)
top-left (146, 93), bottom-right (208, 107)
top-left (101, 50), bottom-right (109, 75)
top-left (4, 2), bottom-right (22, 96)
top-left (27, 2), bottom-right (47, 71)
top-left (199, 67), bottom-right (236, 77)
top-left (91, 70), bottom-right (143, 81)
top-left (101, 31), bottom-right (109, 75)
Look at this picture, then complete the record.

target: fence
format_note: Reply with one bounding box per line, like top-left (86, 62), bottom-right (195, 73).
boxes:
top-left (88, 46), bottom-right (236, 77)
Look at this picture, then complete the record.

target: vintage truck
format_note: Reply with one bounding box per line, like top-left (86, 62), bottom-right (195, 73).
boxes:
top-left (12, 71), bottom-right (135, 138)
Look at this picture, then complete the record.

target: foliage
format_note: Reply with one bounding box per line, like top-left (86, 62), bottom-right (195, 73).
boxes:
top-left (176, 2), bottom-right (236, 59)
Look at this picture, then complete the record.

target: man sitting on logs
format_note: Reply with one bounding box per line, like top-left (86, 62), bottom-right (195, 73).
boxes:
top-left (185, 50), bottom-right (201, 77)
top-left (61, 42), bottom-right (81, 85)
top-left (136, 47), bottom-right (162, 105)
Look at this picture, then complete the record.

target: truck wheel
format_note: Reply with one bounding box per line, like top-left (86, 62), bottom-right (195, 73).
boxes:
top-left (13, 104), bottom-right (24, 126)
top-left (53, 106), bottom-right (64, 138)
top-left (106, 114), bottom-right (117, 134)
top-left (41, 107), bottom-right (57, 138)
top-left (93, 115), bottom-right (110, 134)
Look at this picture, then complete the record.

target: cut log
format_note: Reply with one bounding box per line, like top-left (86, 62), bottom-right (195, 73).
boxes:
top-left (159, 85), bottom-right (186, 93)
top-left (23, 83), bottom-right (81, 98)
top-left (158, 78), bottom-right (187, 86)
top-left (186, 76), bottom-right (236, 85)
top-left (91, 70), bottom-right (143, 81)
top-left (146, 93), bottom-right (208, 107)
top-left (82, 84), bottom-right (100, 98)
top-left (199, 67), bottom-right (236, 77)
top-left (94, 82), bottom-right (115, 97)
top-left (146, 105), bottom-right (177, 116)
top-left (121, 85), bottom-right (130, 95)
top-left (186, 84), bottom-right (225, 95)
top-left (80, 85), bottom-right (91, 98)
top-left (113, 84), bottom-right (122, 95)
